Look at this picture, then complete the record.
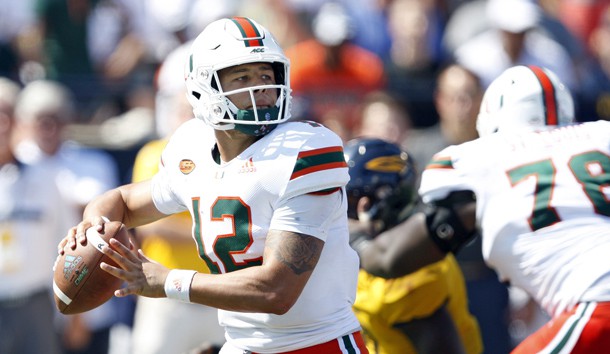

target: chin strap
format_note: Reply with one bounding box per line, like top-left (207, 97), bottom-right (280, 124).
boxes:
top-left (233, 122), bottom-right (278, 136)
top-left (234, 107), bottom-right (281, 136)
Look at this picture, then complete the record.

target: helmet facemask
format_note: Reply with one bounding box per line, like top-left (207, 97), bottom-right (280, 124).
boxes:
top-left (186, 17), bottom-right (292, 136)
top-left (211, 63), bottom-right (290, 136)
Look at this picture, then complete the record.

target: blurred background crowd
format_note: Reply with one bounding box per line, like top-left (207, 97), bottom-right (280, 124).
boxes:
top-left (1, 0), bottom-right (610, 353)
top-left (2, 0), bottom-right (610, 170)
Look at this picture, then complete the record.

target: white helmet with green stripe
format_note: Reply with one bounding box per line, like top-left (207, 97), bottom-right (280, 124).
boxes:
top-left (185, 17), bottom-right (292, 136)
top-left (476, 65), bottom-right (574, 137)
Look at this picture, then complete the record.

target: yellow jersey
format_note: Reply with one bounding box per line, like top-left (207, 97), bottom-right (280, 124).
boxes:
top-left (353, 254), bottom-right (482, 354)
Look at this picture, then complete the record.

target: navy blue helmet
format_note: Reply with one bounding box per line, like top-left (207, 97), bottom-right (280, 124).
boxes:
top-left (344, 138), bottom-right (418, 232)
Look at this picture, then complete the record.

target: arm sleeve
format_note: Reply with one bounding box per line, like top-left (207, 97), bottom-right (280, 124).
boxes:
top-left (149, 138), bottom-right (187, 215)
top-left (270, 189), bottom-right (346, 242)
top-left (281, 126), bottom-right (350, 200)
top-left (419, 146), bottom-right (475, 203)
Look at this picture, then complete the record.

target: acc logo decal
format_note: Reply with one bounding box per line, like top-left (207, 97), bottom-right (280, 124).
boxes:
top-left (179, 159), bottom-right (196, 174)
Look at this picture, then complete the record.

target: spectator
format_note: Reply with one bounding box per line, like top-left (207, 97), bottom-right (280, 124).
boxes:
top-left (453, 0), bottom-right (577, 92)
top-left (355, 91), bottom-right (411, 146)
top-left (26, 0), bottom-right (101, 119)
top-left (13, 79), bottom-right (124, 354)
top-left (286, 2), bottom-right (385, 140)
top-left (0, 77), bottom-right (74, 354)
top-left (402, 63), bottom-right (482, 181)
top-left (555, 0), bottom-right (610, 46)
top-left (383, 0), bottom-right (446, 128)
top-left (86, 0), bottom-right (152, 122)
top-left (578, 4), bottom-right (610, 122)
top-left (0, 0), bottom-right (36, 80)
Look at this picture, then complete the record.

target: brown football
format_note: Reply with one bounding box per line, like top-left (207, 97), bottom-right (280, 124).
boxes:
top-left (53, 221), bottom-right (130, 315)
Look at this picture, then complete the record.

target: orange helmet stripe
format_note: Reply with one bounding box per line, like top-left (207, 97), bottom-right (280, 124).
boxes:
top-left (528, 65), bottom-right (558, 126)
top-left (231, 17), bottom-right (264, 47)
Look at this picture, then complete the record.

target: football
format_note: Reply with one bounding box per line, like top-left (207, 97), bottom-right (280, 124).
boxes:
top-left (53, 221), bottom-right (130, 315)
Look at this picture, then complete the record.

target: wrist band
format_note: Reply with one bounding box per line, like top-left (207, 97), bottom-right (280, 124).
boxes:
top-left (164, 269), bottom-right (196, 302)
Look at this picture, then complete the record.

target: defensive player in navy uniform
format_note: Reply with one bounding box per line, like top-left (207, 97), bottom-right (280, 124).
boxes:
top-left (345, 138), bottom-right (482, 354)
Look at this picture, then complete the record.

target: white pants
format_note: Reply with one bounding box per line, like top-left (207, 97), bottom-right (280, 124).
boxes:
top-left (131, 297), bottom-right (226, 354)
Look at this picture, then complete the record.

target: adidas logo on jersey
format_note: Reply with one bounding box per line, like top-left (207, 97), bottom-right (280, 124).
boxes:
top-left (238, 157), bottom-right (256, 173)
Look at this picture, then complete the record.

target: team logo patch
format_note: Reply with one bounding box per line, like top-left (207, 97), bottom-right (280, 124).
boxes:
top-left (179, 159), bottom-right (195, 174)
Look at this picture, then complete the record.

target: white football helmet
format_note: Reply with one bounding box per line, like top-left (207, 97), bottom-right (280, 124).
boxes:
top-left (185, 17), bottom-right (292, 136)
top-left (476, 65), bottom-right (574, 137)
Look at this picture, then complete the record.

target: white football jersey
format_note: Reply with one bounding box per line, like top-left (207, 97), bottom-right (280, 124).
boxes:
top-left (420, 120), bottom-right (610, 318)
top-left (151, 119), bottom-right (361, 352)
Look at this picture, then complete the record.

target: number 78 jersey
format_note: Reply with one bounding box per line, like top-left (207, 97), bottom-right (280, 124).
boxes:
top-left (419, 120), bottom-right (610, 318)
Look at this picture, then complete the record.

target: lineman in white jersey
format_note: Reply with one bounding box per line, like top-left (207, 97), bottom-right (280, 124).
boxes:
top-left (353, 65), bottom-right (610, 354)
top-left (422, 121), bottom-right (610, 319)
top-left (421, 65), bottom-right (610, 319)
top-left (58, 17), bottom-right (365, 354)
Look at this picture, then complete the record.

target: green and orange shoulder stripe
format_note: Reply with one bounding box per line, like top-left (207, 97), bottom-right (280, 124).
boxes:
top-left (425, 155), bottom-right (454, 170)
top-left (290, 146), bottom-right (347, 195)
top-left (290, 146), bottom-right (347, 180)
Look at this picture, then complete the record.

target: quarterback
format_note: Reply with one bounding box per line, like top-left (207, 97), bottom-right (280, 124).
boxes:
top-left (58, 17), bottom-right (365, 354)
top-left (356, 65), bottom-right (610, 353)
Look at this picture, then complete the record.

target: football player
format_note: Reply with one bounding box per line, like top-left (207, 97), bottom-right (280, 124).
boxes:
top-left (352, 65), bottom-right (610, 353)
top-left (346, 138), bottom-right (483, 354)
top-left (58, 17), bottom-right (366, 354)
